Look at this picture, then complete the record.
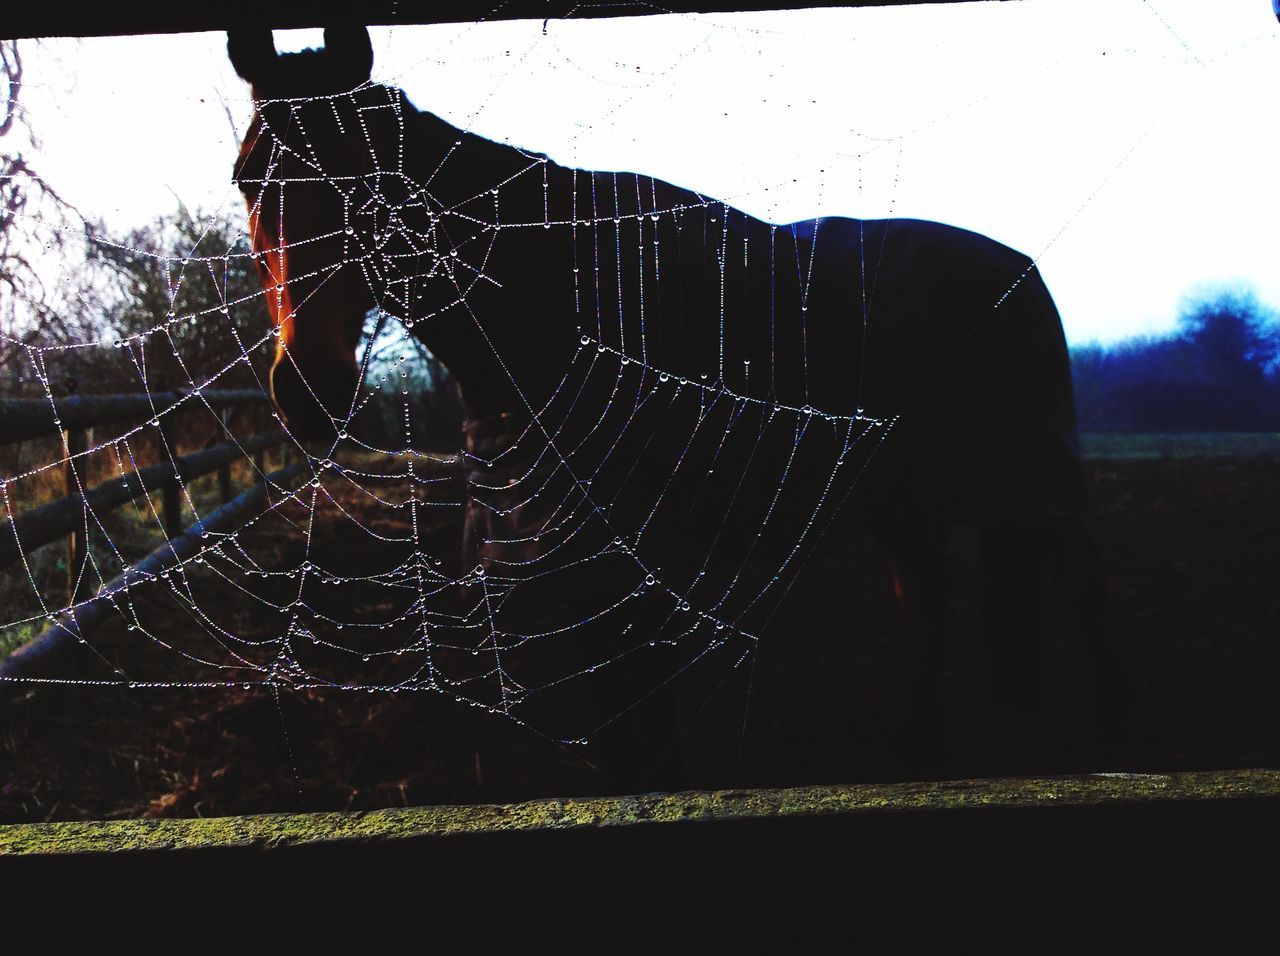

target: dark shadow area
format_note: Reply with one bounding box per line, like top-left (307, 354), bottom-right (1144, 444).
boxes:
top-left (4, 796), bottom-right (1277, 951)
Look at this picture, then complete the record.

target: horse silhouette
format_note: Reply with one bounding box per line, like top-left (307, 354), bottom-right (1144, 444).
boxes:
top-left (229, 27), bottom-right (1119, 779)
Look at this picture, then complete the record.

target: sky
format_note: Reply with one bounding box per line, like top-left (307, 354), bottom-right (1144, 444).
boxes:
top-left (15, 0), bottom-right (1280, 345)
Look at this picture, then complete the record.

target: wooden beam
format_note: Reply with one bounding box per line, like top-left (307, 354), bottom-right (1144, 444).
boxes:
top-left (0, 390), bottom-right (266, 446)
top-left (0, 1), bottom-right (1021, 41)
top-left (0, 768), bottom-right (1276, 854)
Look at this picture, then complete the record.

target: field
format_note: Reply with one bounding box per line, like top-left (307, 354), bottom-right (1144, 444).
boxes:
top-left (1081, 431), bottom-right (1280, 460)
top-left (1, 433), bottom-right (1277, 822)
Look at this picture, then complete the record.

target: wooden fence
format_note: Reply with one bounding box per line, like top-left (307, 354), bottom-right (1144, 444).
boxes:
top-left (1, 769), bottom-right (1277, 949)
top-left (0, 387), bottom-right (306, 688)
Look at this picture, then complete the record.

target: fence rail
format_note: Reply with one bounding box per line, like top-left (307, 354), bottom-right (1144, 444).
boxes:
top-left (0, 461), bottom-right (308, 692)
top-left (1, 387), bottom-right (304, 680)
top-left (0, 431), bottom-right (284, 569)
top-left (2, 767), bottom-right (1276, 856)
top-left (2, 2), bottom-right (992, 42)
top-left (1, 768), bottom-right (1274, 949)
top-left (0, 389), bottom-right (266, 445)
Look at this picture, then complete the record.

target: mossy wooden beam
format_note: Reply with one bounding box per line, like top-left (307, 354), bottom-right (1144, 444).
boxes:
top-left (4, 768), bottom-right (1277, 857)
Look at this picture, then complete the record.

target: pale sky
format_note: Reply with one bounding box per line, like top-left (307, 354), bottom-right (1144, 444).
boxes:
top-left (16, 0), bottom-right (1280, 345)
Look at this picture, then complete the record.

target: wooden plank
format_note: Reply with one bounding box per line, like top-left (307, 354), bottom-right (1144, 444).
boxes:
top-left (1, 768), bottom-right (1276, 856)
top-left (2, 773), bottom-right (1274, 949)
top-left (0, 2), bottom-right (1019, 41)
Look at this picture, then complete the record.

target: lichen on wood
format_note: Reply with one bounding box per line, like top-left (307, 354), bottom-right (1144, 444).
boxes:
top-left (3, 768), bottom-right (1278, 857)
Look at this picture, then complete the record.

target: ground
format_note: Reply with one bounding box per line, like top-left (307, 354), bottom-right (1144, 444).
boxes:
top-left (1, 437), bottom-right (1277, 823)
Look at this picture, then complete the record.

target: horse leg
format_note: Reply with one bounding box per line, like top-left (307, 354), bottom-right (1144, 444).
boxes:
top-left (562, 555), bottom-right (688, 793)
top-left (1047, 521), bottom-right (1134, 766)
top-left (980, 519), bottom-right (1048, 770)
top-left (878, 516), bottom-right (950, 772)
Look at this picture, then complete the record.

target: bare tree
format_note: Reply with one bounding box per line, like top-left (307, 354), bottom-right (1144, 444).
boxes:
top-left (0, 39), bottom-right (101, 385)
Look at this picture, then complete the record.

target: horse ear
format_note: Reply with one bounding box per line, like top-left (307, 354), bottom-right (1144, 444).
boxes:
top-left (323, 26), bottom-right (374, 82)
top-left (227, 30), bottom-right (278, 86)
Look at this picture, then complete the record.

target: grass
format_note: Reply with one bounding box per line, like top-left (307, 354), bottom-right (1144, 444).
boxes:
top-left (1080, 432), bottom-right (1280, 460)
top-left (0, 619), bottom-right (46, 658)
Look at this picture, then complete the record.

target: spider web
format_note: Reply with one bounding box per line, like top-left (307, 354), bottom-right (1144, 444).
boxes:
top-left (0, 3), bottom-right (1268, 759)
top-left (216, 73), bottom-right (900, 745)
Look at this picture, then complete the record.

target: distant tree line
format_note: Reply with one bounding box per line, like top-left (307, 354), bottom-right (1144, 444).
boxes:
top-left (1071, 288), bottom-right (1280, 432)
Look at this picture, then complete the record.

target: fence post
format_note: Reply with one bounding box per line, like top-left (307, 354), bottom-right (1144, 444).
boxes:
top-left (159, 414), bottom-right (182, 539)
top-left (218, 406), bottom-right (233, 503)
top-left (64, 425), bottom-right (88, 605)
top-left (253, 404), bottom-right (267, 476)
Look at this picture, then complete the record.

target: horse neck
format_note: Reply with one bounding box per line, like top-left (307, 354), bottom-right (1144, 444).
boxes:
top-left (403, 106), bottom-right (574, 425)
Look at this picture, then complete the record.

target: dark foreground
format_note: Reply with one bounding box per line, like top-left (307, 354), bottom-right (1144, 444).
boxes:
top-left (3, 774), bottom-right (1277, 951)
top-left (1, 450), bottom-right (1278, 821)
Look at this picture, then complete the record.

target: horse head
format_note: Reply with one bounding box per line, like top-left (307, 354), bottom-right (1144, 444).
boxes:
top-left (230, 27), bottom-right (396, 440)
